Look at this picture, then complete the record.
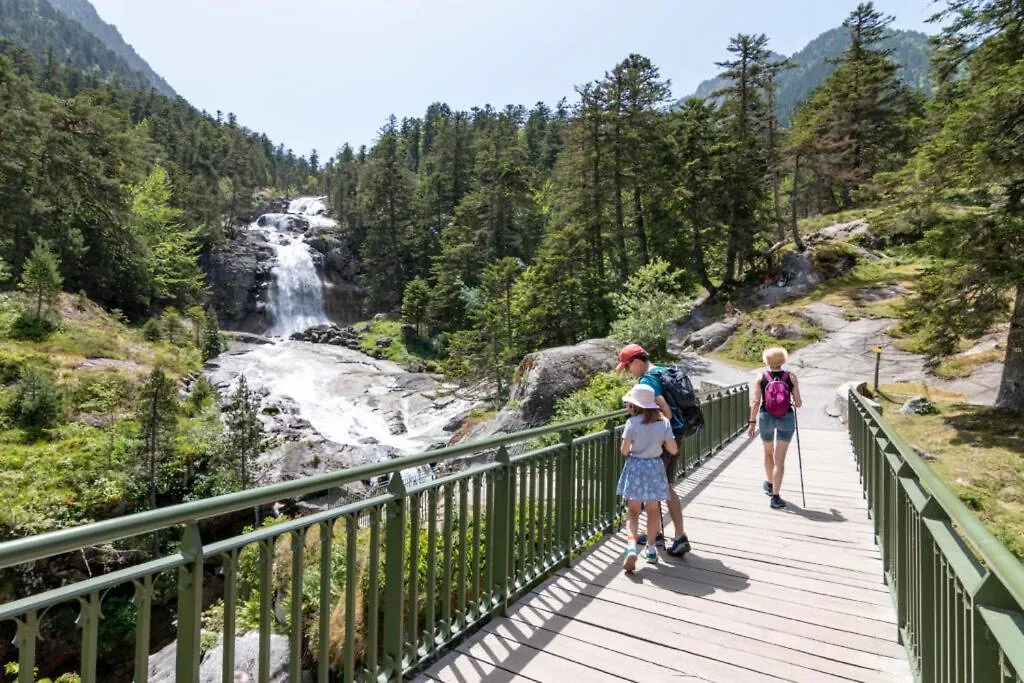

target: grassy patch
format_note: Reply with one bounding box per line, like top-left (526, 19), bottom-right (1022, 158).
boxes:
top-left (711, 311), bottom-right (825, 367)
top-left (933, 348), bottom-right (1006, 380)
top-left (356, 319), bottom-right (445, 372)
top-left (875, 383), bottom-right (1024, 562)
top-left (796, 206), bottom-right (889, 236)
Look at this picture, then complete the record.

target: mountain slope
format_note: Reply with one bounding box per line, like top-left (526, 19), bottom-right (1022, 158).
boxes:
top-left (683, 27), bottom-right (932, 124)
top-left (45, 0), bottom-right (173, 96)
top-left (0, 0), bottom-right (173, 95)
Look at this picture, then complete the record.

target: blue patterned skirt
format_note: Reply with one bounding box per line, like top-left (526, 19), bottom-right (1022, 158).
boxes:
top-left (616, 457), bottom-right (669, 501)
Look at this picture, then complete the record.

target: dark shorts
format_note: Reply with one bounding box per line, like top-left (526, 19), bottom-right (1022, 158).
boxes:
top-left (661, 448), bottom-right (679, 484)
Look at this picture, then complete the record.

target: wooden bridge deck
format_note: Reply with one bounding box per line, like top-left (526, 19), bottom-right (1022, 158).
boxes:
top-left (417, 428), bottom-right (914, 683)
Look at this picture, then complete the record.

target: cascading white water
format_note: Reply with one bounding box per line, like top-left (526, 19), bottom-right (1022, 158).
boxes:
top-left (256, 197), bottom-right (336, 337)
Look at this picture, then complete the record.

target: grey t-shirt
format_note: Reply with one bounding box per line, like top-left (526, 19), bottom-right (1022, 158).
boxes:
top-left (622, 415), bottom-right (673, 459)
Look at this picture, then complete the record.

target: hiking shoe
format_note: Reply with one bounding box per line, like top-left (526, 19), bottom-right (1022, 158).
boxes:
top-left (668, 534), bottom-right (691, 557)
top-left (763, 481), bottom-right (773, 496)
top-left (636, 533), bottom-right (647, 546)
top-left (623, 546), bottom-right (638, 572)
top-left (655, 533), bottom-right (666, 548)
top-left (645, 546), bottom-right (658, 563)
top-left (770, 495), bottom-right (786, 509)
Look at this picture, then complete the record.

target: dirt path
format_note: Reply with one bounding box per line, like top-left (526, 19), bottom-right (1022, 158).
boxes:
top-left (669, 302), bottom-right (1002, 433)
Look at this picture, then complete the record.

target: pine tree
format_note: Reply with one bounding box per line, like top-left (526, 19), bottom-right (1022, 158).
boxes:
top-left (222, 375), bottom-right (264, 488)
top-left (714, 34), bottom-right (774, 283)
top-left (401, 277), bottom-right (431, 336)
top-left (360, 116), bottom-right (417, 312)
top-left (138, 367), bottom-right (177, 513)
top-left (787, 3), bottom-right (921, 210)
top-left (895, 0), bottom-right (1024, 411)
top-left (18, 239), bottom-right (63, 321)
top-left (7, 365), bottom-right (61, 439)
top-left (201, 307), bottom-right (223, 360)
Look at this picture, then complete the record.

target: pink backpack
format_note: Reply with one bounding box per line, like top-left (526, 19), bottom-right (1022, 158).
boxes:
top-left (763, 371), bottom-right (792, 417)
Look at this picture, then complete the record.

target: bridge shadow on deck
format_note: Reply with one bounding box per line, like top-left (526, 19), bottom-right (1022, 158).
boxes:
top-left (418, 431), bottom-right (913, 683)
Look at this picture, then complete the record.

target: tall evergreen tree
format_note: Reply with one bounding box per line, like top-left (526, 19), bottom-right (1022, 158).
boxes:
top-left (18, 239), bottom-right (62, 321)
top-left (896, 0), bottom-right (1024, 411)
top-left (138, 367), bottom-right (177, 513)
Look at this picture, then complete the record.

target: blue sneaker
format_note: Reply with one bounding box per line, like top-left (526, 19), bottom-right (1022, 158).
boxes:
top-left (770, 495), bottom-right (786, 509)
top-left (668, 534), bottom-right (691, 557)
top-left (763, 481), bottom-right (773, 496)
top-left (637, 533), bottom-right (647, 546)
top-left (645, 546), bottom-right (658, 563)
top-left (623, 546), bottom-right (638, 572)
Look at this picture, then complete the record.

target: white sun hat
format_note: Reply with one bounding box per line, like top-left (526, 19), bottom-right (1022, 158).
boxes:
top-left (622, 384), bottom-right (659, 410)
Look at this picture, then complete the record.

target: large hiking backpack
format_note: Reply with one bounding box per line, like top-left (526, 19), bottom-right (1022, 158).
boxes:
top-left (648, 366), bottom-right (705, 438)
top-left (762, 371), bottom-right (792, 418)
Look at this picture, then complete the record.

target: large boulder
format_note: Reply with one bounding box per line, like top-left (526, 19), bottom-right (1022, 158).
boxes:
top-left (149, 632), bottom-right (292, 683)
top-left (203, 229), bottom-right (275, 333)
top-left (463, 339), bottom-right (621, 441)
top-left (505, 338), bottom-right (621, 429)
top-left (682, 318), bottom-right (741, 352)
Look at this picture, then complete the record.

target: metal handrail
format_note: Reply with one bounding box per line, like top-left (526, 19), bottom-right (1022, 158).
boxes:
top-left (848, 390), bottom-right (1024, 682)
top-left (0, 383), bottom-right (751, 683)
top-left (0, 408), bottom-right (624, 569)
top-left (852, 392), bottom-right (1024, 607)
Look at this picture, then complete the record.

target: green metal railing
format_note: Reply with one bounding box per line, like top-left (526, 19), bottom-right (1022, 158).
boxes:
top-left (849, 391), bottom-right (1024, 683)
top-left (0, 383), bottom-right (749, 683)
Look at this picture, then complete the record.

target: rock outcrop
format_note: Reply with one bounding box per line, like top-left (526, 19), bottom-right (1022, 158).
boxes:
top-left (149, 632), bottom-right (294, 683)
top-left (204, 229), bottom-right (276, 333)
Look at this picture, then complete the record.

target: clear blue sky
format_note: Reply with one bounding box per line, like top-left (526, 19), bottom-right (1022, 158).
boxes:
top-left (90, 0), bottom-right (938, 159)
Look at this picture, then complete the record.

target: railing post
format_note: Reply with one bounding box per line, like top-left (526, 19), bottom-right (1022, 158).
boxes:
top-left (489, 446), bottom-right (512, 612)
top-left (14, 612), bottom-right (38, 683)
top-left (382, 474), bottom-right (408, 680)
top-left (972, 573), bottom-right (1016, 681)
top-left (175, 523), bottom-right (203, 683)
top-left (558, 431), bottom-right (575, 566)
top-left (604, 420), bottom-right (619, 533)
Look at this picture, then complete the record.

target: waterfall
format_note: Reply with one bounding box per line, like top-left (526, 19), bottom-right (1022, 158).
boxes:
top-left (256, 196), bottom-right (337, 337)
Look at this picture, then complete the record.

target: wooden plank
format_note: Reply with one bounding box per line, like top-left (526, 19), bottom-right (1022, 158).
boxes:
top-left (418, 648), bottom-right (538, 682)
top-left (423, 424), bottom-right (912, 681)
top-left (509, 594), bottom-right (905, 682)
top-left (446, 628), bottom-right (626, 682)
top-left (565, 553), bottom-right (898, 624)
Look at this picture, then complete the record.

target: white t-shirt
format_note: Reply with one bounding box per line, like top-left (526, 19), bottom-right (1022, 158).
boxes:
top-left (622, 415), bottom-right (673, 459)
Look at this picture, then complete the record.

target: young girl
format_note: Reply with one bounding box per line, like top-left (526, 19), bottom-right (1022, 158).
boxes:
top-left (617, 383), bottom-right (679, 571)
top-left (747, 346), bottom-right (803, 509)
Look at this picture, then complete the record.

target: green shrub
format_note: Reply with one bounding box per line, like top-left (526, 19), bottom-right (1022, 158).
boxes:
top-left (9, 311), bottom-right (58, 342)
top-left (609, 258), bottom-right (692, 358)
top-left (809, 242), bottom-right (858, 280)
top-left (6, 366), bottom-right (62, 438)
top-left (142, 317), bottom-right (162, 341)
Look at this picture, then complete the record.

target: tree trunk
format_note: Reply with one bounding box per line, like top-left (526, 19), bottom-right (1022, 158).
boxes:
top-left (790, 155), bottom-right (806, 251)
top-left (995, 283), bottom-right (1024, 412)
top-left (690, 209), bottom-right (716, 297)
top-left (633, 187), bottom-right (649, 266)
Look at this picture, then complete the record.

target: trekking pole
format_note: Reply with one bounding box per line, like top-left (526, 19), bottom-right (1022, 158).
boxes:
top-left (793, 405), bottom-right (806, 508)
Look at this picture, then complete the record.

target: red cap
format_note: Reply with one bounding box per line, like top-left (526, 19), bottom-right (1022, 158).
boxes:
top-left (615, 343), bottom-right (648, 371)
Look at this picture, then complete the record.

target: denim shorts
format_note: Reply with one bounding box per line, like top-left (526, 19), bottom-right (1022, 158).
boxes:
top-left (758, 411), bottom-right (795, 442)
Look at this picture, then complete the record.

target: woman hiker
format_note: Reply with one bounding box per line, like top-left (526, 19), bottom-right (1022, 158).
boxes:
top-left (747, 346), bottom-right (803, 509)
top-left (616, 343), bottom-right (691, 557)
top-left (617, 383), bottom-right (678, 571)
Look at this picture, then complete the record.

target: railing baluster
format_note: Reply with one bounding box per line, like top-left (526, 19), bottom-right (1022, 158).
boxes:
top-left (425, 485), bottom-right (438, 653)
top-left (408, 491), bottom-right (421, 660)
top-left (78, 591), bottom-right (100, 683)
top-left (365, 507), bottom-right (381, 681)
top-left (472, 474), bottom-right (483, 615)
top-left (258, 538), bottom-right (273, 683)
top-left (343, 514), bottom-right (357, 683)
top-left (383, 475), bottom-right (407, 679)
top-left (441, 483), bottom-right (454, 635)
top-left (318, 521), bottom-right (332, 683)
top-left (290, 529), bottom-right (305, 683)
top-left (221, 549), bottom-right (239, 683)
top-left (14, 611), bottom-right (38, 683)
top-left (458, 476), bottom-right (470, 625)
top-left (176, 523), bottom-right (204, 683)
top-left (132, 575), bottom-right (153, 683)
